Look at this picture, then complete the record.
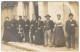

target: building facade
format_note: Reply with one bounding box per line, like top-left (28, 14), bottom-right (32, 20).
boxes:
top-left (1, 1), bottom-right (79, 40)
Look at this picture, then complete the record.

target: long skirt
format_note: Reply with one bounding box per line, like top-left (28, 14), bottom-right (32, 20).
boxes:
top-left (2, 29), bottom-right (12, 42)
top-left (2, 29), bottom-right (19, 42)
top-left (54, 26), bottom-right (66, 46)
top-left (10, 30), bottom-right (19, 42)
top-left (35, 29), bottom-right (44, 45)
top-left (24, 31), bottom-right (29, 42)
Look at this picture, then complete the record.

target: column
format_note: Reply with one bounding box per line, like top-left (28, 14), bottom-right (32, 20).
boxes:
top-left (38, 2), bottom-right (48, 21)
top-left (17, 1), bottom-right (24, 20)
top-left (29, 2), bottom-right (34, 21)
top-left (26, 4), bottom-right (29, 19)
top-left (38, 2), bottom-right (44, 21)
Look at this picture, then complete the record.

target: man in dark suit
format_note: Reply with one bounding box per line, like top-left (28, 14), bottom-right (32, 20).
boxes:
top-left (30, 14), bottom-right (37, 44)
top-left (17, 16), bottom-right (25, 42)
top-left (44, 15), bottom-right (55, 47)
top-left (17, 16), bottom-right (25, 29)
top-left (24, 16), bottom-right (30, 42)
top-left (65, 13), bottom-right (77, 49)
top-left (10, 16), bottom-right (19, 42)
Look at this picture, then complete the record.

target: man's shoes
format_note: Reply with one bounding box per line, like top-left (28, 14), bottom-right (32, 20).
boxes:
top-left (49, 45), bottom-right (52, 47)
top-left (73, 47), bottom-right (75, 49)
top-left (68, 46), bottom-right (71, 48)
top-left (43, 45), bottom-right (47, 47)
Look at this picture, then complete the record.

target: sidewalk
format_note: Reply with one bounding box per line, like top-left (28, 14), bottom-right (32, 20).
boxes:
top-left (2, 42), bottom-right (79, 52)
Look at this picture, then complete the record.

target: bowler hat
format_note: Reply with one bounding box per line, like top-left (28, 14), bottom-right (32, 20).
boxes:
top-left (19, 16), bottom-right (22, 17)
top-left (45, 15), bottom-right (51, 18)
top-left (69, 13), bottom-right (73, 17)
top-left (5, 17), bottom-right (9, 19)
top-left (57, 14), bottom-right (61, 17)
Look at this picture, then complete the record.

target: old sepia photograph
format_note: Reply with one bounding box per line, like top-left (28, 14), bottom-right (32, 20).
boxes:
top-left (1, 1), bottom-right (79, 52)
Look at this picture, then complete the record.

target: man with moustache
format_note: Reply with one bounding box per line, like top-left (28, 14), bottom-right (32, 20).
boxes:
top-left (17, 16), bottom-right (25, 42)
top-left (65, 13), bottom-right (77, 49)
top-left (24, 16), bottom-right (30, 42)
top-left (10, 16), bottom-right (19, 42)
top-left (30, 14), bottom-right (37, 44)
top-left (44, 15), bottom-right (55, 47)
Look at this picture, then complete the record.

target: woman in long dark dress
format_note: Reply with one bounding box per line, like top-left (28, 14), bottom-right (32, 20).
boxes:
top-left (10, 17), bottom-right (19, 42)
top-left (2, 17), bottom-right (12, 42)
top-left (54, 14), bottom-right (66, 47)
top-left (35, 16), bottom-right (44, 45)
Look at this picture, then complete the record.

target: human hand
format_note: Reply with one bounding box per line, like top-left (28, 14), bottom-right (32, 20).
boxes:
top-left (71, 24), bottom-right (74, 26)
top-left (25, 25), bottom-right (28, 27)
top-left (38, 27), bottom-right (41, 29)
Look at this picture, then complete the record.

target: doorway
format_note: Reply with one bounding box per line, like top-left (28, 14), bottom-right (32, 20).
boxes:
top-left (33, 2), bottom-right (39, 19)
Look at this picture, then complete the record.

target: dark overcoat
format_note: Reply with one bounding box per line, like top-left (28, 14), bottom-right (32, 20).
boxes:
top-left (10, 19), bottom-right (19, 42)
top-left (2, 21), bottom-right (12, 42)
top-left (65, 20), bottom-right (77, 35)
top-left (44, 20), bottom-right (55, 32)
top-left (24, 20), bottom-right (30, 42)
top-left (17, 19), bottom-right (25, 28)
top-left (24, 20), bottom-right (30, 32)
top-left (35, 21), bottom-right (44, 45)
top-left (30, 20), bottom-right (37, 34)
top-left (65, 19), bottom-right (77, 48)
top-left (30, 20), bottom-right (37, 43)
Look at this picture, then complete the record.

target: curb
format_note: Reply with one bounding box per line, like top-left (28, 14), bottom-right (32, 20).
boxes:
top-left (2, 42), bottom-right (36, 51)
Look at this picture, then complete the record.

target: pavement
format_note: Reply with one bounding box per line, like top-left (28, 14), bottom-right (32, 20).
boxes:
top-left (1, 42), bottom-right (79, 52)
top-left (1, 43), bottom-right (27, 52)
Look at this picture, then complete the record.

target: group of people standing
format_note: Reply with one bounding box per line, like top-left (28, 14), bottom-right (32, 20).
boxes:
top-left (2, 13), bottom-right (77, 49)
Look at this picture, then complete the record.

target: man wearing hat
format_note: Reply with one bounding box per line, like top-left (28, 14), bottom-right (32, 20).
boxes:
top-left (44, 15), bottom-right (55, 47)
top-left (10, 16), bottom-right (19, 42)
top-left (17, 16), bottom-right (25, 28)
top-left (17, 16), bottom-right (25, 42)
top-left (65, 13), bottom-right (77, 49)
top-left (24, 16), bottom-right (30, 42)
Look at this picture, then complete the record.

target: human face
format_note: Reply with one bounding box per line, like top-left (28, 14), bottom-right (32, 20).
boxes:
top-left (6, 18), bottom-right (9, 21)
top-left (33, 15), bottom-right (36, 18)
top-left (33, 17), bottom-right (36, 21)
top-left (19, 17), bottom-right (22, 20)
top-left (69, 15), bottom-right (73, 19)
top-left (32, 15), bottom-right (36, 20)
top-left (38, 18), bottom-right (41, 21)
top-left (57, 15), bottom-right (61, 20)
top-left (46, 17), bottom-right (50, 20)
